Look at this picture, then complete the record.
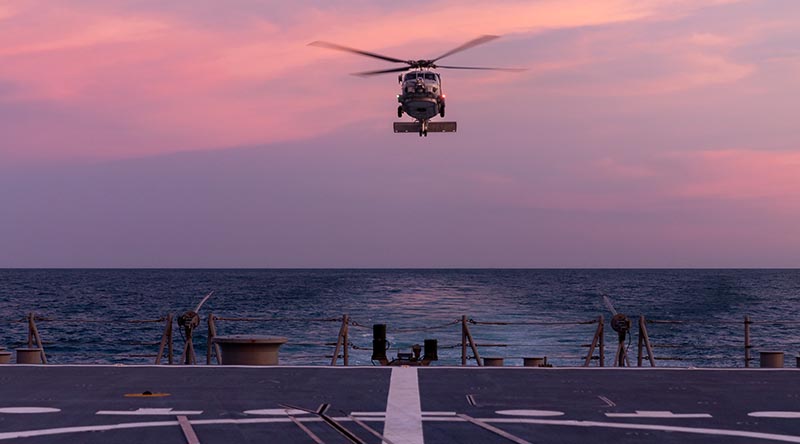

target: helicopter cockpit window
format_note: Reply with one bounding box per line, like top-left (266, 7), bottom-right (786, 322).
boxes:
top-left (404, 73), bottom-right (417, 81)
top-left (424, 73), bottom-right (436, 80)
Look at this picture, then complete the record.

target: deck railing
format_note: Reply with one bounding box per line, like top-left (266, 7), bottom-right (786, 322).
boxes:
top-left (642, 315), bottom-right (800, 368)
top-left (2, 312), bottom-right (797, 367)
top-left (1, 312), bottom-right (172, 364)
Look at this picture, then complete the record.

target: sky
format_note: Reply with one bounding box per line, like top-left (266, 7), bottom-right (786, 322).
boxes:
top-left (1, 0), bottom-right (798, 267)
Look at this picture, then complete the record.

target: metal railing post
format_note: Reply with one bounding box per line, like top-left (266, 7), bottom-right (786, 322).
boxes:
top-left (599, 315), bottom-right (605, 367)
top-left (155, 314), bottom-right (173, 365)
top-left (744, 315), bottom-right (751, 368)
top-left (584, 315), bottom-right (603, 367)
top-left (461, 315), bottom-right (467, 366)
top-left (343, 314), bottom-right (350, 366)
top-left (639, 316), bottom-right (655, 367)
top-left (331, 314), bottom-right (348, 366)
top-left (27, 313), bottom-right (47, 364)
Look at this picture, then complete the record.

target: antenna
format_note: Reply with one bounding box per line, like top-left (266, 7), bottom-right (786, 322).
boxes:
top-left (602, 294), bottom-right (617, 315)
top-left (178, 291), bottom-right (215, 365)
top-left (194, 291), bottom-right (214, 313)
top-left (602, 293), bottom-right (631, 367)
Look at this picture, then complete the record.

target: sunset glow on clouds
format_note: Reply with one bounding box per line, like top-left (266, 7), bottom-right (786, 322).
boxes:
top-left (2, 0), bottom-right (799, 266)
top-left (2, 0), bottom-right (777, 161)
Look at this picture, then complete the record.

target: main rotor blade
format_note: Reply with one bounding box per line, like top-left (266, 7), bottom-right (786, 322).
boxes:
top-left (431, 35), bottom-right (500, 62)
top-left (352, 66), bottom-right (412, 77)
top-left (308, 41), bottom-right (408, 64)
top-left (437, 65), bottom-right (527, 72)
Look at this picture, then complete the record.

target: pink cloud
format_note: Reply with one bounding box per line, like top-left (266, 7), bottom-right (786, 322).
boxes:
top-left (669, 149), bottom-right (800, 202)
top-left (0, 16), bottom-right (167, 57)
top-left (452, 146), bottom-right (800, 217)
top-left (0, 6), bottom-right (15, 21)
top-left (0, 0), bottom-right (793, 166)
top-left (594, 157), bottom-right (658, 179)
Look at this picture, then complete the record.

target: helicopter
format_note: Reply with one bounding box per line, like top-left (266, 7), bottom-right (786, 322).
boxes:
top-left (309, 35), bottom-right (524, 137)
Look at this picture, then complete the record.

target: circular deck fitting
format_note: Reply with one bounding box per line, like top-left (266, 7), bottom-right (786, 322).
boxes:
top-left (15, 348), bottom-right (43, 364)
top-left (523, 357), bottom-right (546, 367)
top-left (483, 357), bottom-right (504, 367)
top-left (213, 335), bottom-right (288, 366)
top-left (760, 351), bottom-right (784, 368)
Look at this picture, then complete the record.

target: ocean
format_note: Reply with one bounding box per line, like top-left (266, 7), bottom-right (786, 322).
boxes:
top-left (1, 269), bottom-right (798, 367)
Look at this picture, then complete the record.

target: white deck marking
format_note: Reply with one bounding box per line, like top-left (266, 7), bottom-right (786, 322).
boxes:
top-left (598, 396), bottom-right (616, 407)
top-left (0, 420), bottom-right (181, 440)
top-left (351, 411), bottom-right (453, 417)
top-left (244, 409), bottom-right (308, 415)
top-left (486, 418), bottom-right (800, 442)
top-left (606, 410), bottom-right (711, 419)
top-left (350, 415), bottom-right (396, 444)
top-left (496, 410), bottom-right (565, 417)
top-left (177, 416), bottom-right (200, 444)
top-left (458, 414), bottom-right (532, 444)
top-left (0, 418), bottom-right (314, 441)
top-left (750, 412), bottom-right (800, 418)
top-left (422, 411), bottom-right (456, 416)
top-left (288, 414), bottom-right (325, 444)
top-left (383, 367), bottom-right (423, 444)
top-left (96, 408), bottom-right (203, 416)
top-left (2, 416), bottom-right (800, 442)
top-left (0, 407), bottom-right (60, 414)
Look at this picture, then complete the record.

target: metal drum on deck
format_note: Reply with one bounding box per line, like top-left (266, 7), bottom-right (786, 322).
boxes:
top-left (213, 335), bottom-right (287, 366)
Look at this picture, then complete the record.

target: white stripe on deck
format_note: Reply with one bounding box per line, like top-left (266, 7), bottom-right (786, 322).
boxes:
top-left (177, 416), bottom-right (200, 444)
top-left (383, 367), bottom-right (424, 444)
top-left (1, 417), bottom-right (800, 443)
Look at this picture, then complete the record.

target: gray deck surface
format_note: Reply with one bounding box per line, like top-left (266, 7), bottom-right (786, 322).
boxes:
top-left (1, 366), bottom-right (799, 443)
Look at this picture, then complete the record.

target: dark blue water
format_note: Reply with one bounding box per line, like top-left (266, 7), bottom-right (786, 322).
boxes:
top-left (1, 269), bottom-right (798, 367)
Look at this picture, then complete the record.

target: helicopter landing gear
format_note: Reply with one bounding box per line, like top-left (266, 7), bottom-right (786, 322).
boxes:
top-left (439, 105), bottom-right (445, 118)
top-left (419, 121), bottom-right (428, 137)
top-left (397, 106), bottom-right (403, 118)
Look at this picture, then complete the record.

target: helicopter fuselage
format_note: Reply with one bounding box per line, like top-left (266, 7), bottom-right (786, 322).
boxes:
top-left (397, 70), bottom-right (445, 122)
top-left (310, 35), bottom-right (523, 136)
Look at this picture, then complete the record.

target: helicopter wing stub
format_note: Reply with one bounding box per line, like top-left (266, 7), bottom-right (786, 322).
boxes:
top-left (436, 65), bottom-right (527, 72)
top-left (428, 122), bottom-right (458, 133)
top-left (427, 121), bottom-right (457, 132)
top-left (393, 122), bottom-right (421, 133)
top-left (431, 35), bottom-right (499, 62)
top-left (308, 41), bottom-right (408, 64)
top-left (393, 122), bottom-right (457, 133)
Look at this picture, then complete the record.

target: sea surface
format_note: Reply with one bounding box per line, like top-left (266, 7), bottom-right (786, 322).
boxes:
top-left (1, 269), bottom-right (798, 367)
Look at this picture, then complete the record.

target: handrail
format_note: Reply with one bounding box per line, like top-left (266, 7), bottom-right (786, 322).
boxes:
top-left (5, 311), bottom-right (790, 368)
top-left (469, 319), bottom-right (597, 326)
top-left (213, 316), bottom-right (341, 322)
top-left (647, 318), bottom-right (800, 325)
top-left (640, 314), bottom-right (797, 367)
top-left (2, 312), bottom-right (174, 366)
top-left (33, 317), bottom-right (165, 324)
